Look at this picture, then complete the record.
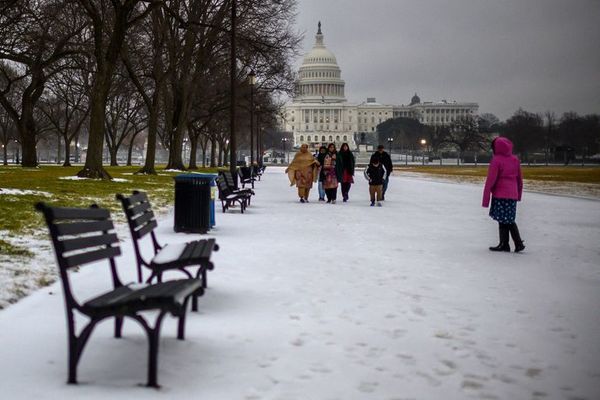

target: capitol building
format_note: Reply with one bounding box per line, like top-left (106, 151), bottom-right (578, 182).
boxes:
top-left (282, 23), bottom-right (479, 149)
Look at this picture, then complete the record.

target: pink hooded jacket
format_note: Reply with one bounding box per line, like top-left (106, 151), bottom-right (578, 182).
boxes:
top-left (482, 137), bottom-right (523, 207)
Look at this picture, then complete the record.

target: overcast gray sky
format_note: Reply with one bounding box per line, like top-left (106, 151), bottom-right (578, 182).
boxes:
top-left (292, 0), bottom-right (600, 120)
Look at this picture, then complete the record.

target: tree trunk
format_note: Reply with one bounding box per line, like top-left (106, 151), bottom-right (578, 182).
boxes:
top-left (210, 139), bottom-right (216, 167)
top-left (201, 146), bottom-right (206, 167)
top-left (188, 135), bottom-right (198, 169)
top-left (56, 135), bottom-right (62, 164)
top-left (126, 130), bottom-right (139, 166)
top-left (19, 107), bottom-right (38, 167)
top-left (78, 81), bottom-right (112, 179)
top-left (127, 140), bottom-right (134, 166)
top-left (2, 144), bottom-right (7, 165)
top-left (137, 98), bottom-right (159, 175)
top-left (109, 146), bottom-right (118, 166)
top-left (63, 138), bottom-right (72, 166)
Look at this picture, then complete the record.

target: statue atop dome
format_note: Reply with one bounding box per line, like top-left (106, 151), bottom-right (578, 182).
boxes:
top-left (318, 21), bottom-right (322, 35)
top-left (410, 93), bottom-right (421, 105)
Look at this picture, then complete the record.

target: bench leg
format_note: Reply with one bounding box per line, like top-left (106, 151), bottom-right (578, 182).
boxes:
top-left (114, 316), bottom-right (124, 338)
top-left (134, 312), bottom-right (166, 388)
top-left (177, 298), bottom-right (190, 340)
top-left (67, 319), bottom-right (99, 384)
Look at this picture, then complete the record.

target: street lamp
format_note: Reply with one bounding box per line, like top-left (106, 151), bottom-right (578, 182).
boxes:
top-left (387, 137), bottom-right (394, 155)
top-left (255, 104), bottom-right (261, 165)
top-left (420, 139), bottom-right (427, 165)
top-left (281, 137), bottom-right (289, 164)
top-left (183, 137), bottom-right (189, 164)
top-left (248, 70), bottom-right (256, 166)
top-left (229, 0), bottom-right (238, 180)
top-left (14, 139), bottom-right (19, 165)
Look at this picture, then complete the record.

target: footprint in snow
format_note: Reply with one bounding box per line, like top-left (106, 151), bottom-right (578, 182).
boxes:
top-left (357, 381), bottom-right (379, 393)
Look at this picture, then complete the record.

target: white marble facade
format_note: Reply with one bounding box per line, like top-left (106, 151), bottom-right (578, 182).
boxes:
top-left (282, 23), bottom-right (479, 149)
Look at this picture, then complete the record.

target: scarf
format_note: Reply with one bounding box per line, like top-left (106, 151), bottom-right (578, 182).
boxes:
top-left (285, 150), bottom-right (319, 186)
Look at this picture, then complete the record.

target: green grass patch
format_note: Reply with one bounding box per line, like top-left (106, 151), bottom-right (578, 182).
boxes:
top-left (0, 238), bottom-right (34, 257)
top-left (0, 165), bottom-right (220, 256)
top-left (398, 166), bottom-right (600, 184)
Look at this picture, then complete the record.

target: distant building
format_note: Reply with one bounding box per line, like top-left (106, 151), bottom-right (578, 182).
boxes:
top-left (281, 23), bottom-right (479, 149)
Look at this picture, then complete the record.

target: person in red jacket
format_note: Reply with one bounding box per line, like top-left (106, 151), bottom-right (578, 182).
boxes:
top-left (482, 137), bottom-right (525, 252)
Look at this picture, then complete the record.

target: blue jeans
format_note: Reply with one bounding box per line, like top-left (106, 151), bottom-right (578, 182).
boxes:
top-left (318, 181), bottom-right (325, 199)
top-left (383, 176), bottom-right (389, 195)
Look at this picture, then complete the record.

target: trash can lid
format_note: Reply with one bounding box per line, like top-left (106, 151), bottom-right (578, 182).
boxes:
top-left (174, 173), bottom-right (218, 181)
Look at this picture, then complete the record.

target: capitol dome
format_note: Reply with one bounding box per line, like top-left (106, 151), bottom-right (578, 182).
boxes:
top-left (295, 22), bottom-right (346, 103)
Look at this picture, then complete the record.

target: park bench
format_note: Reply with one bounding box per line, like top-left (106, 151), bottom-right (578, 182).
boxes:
top-left (35, 202), bottom-right (201, 388)
top-left (238, 166), bottom-right (256, 189)
top-left (116, 191), bottom-right (218, 311)
top-left (215, 175), bottom-right (250, 213)
top-left (220, 170), bottom-right (255, 203)
top-left (252, 164), bottom-right (266, 181)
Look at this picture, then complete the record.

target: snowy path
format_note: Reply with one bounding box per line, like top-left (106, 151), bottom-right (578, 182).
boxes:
top-left (0, 167), bottom-right (599, 400)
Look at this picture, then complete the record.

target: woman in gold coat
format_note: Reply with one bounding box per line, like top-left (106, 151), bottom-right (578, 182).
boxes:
top-left (285, 144), bottom-right (320, 203)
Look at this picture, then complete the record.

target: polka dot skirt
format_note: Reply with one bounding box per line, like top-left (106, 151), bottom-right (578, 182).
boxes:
top-left (489, 198), bottom-right (517, 224)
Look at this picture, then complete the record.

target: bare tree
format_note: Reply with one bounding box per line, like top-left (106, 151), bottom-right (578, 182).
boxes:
top-left (104, 73), bottom-right (147, 166)
top-left (75, 0), bottom-right (158, 178)
top-left (39, 65), bottom-right (90, 166)
top-left (447, 115), bottom-right (489, 164)
top-left (544, 111), bottom-right (557, 165)
top-left (0, 0), bottom-right (84, 167)
top-left (0, 106), bottom-right (16, 165)
top-left (121, 4), bottom-right (170, 174)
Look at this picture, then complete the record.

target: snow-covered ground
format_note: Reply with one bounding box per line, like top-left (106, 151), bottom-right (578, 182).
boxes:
top-left (0, 167), bottom-right (599, 399)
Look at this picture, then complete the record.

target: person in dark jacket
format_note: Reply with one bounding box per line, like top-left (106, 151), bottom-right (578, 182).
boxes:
top-left (316, 145), bottom-right (327, 201)
top-left (323, 143), bottom-right (340, 203)
top-left (371, 145), bottom-right (393, 200)
top-left (338, 142), bottom-right (355, 202)
top-left (482, 137), bottom-right (525, 252)
top-left (364, 155), bottom-right (387, 207)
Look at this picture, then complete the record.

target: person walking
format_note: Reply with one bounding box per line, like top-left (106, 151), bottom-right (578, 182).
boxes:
top-left (482, 137), bottom-right (525, 252)
top-left (364, 154), bottom-right (387, 207)
top-left (316, 145), bottom-right (327, 201)
top-left (323, 143), bottom-right (340, 203)
top-left (338, 143), bottom-right (355, 202)
top-left (285, 144), bottom-right (320, 203)
top-left (371, 145), bottom-right (393, 200)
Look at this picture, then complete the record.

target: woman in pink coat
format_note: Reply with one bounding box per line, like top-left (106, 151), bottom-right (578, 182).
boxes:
top-left (482, 137), bottom-right (525, 252)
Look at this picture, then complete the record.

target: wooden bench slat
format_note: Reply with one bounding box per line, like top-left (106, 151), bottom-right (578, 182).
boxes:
top-left (131, 210), bottom-right (155, 228)
top-left (63, 246), bottom-right (121, 268)
top-left (54, 220), bottom-right (115, 236)
top-left (59, 233), bottom-right (119, 252)
top-left (50, 207), bottom-right (110, 220)
top-left (129, 201), bottom-right (152, 216)
top-left (135, 219), bottom-right (158, 239)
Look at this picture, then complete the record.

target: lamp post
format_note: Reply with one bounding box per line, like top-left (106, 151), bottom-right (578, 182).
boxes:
top-left (281, 137), bottom-right (289, 164)
top-left (248, 70), bottom-right (256, 166)
top-left (75, 140), bottom-right (80, 164)
top-left (14, 139), bottom-right (19, 165)
top-left (229, 0), bottom-right (238, 179)
top-left (255, 104), bottom-right (261, 165)
top-left (183, 137), bottom-right (189, 165)
top-left (387, 137), bottom-right (394, 155)
top-left (420, 139), bottom-right (427, 165)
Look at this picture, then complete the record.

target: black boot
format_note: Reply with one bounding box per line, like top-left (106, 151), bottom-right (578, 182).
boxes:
top-left (509, 223), bottom-right (525, 253)
top-left (489, 224), bottom-right (511, 252)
